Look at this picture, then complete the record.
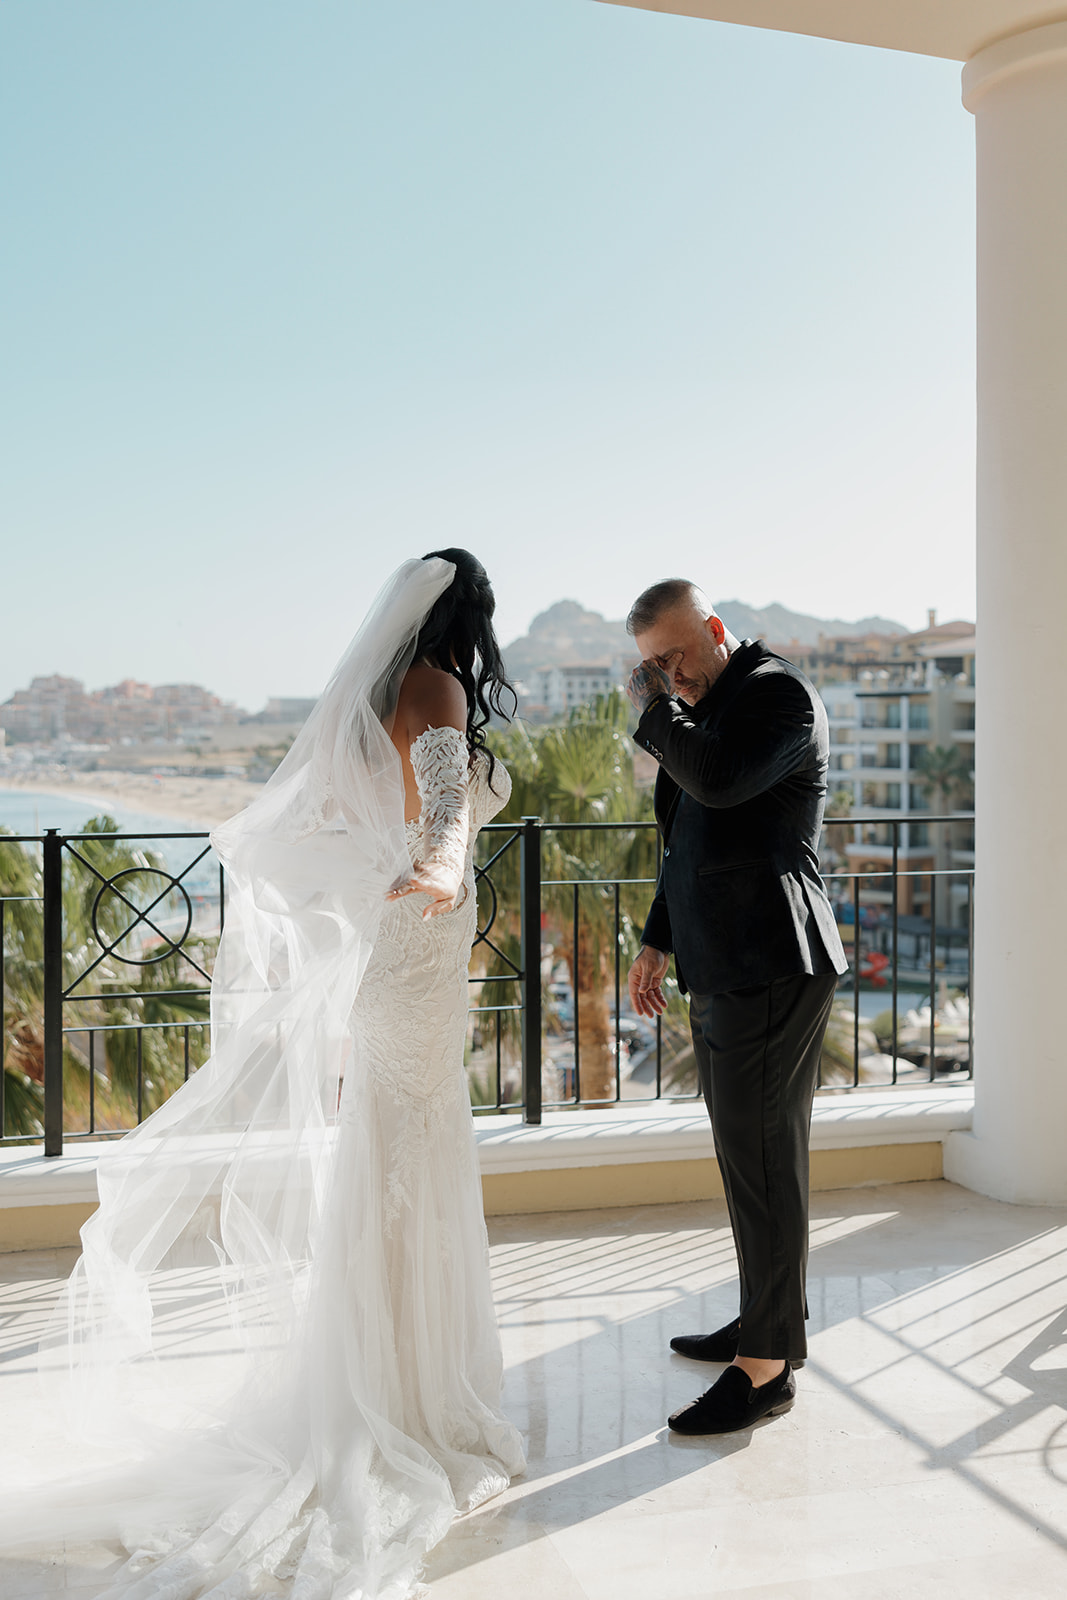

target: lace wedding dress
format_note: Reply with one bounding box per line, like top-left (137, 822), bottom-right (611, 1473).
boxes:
top-left (0, 560), bottom-right (525, 1600)
top-left (337, 726), bottom-right (526, 1511)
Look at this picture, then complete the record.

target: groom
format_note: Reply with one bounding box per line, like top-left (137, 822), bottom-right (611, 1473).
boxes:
top-left (625, 578), bottom-right (847, 1436)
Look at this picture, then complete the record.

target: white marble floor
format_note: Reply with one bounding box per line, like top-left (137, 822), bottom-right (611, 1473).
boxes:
top-left (2, 1180), bottom-right (1067, 1598)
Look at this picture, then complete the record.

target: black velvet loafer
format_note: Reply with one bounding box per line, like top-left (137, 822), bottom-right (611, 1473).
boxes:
top-left (669, 1317), bottom-right (741, 1362)
top-left (668, 1362), bottom-right (796, 1435)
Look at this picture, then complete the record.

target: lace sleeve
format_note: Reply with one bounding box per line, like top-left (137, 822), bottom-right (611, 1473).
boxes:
top-left (409, 725), bottom-right (470, 884)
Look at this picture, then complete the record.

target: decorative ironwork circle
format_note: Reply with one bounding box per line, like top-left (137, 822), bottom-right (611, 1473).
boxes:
top-left (91, 868), bottom-right (193, 966)
top-left (473, 864), bottom-right (498, 946)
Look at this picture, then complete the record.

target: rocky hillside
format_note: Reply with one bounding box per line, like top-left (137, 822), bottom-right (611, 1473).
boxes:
top-left (504, 599), bottom-right (907, 681)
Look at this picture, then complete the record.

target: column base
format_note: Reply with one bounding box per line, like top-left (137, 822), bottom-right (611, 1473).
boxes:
top-left (945, 1130), bottom-right (1067, 1207)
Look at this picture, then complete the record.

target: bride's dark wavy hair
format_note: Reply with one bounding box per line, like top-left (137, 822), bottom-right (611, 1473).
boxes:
top-left (414, 549), bottom-right (516, 785)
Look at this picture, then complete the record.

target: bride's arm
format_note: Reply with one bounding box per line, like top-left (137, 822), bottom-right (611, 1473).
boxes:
top-left (386, 670), bottom-right (470, 919)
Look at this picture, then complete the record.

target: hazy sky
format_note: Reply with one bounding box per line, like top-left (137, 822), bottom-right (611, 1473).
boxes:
top-left (0, 0), bottom-right (976, 711)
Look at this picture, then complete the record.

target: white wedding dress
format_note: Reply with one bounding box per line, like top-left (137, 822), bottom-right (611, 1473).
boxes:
top-left (0, 561), bottom-right (525, 1600)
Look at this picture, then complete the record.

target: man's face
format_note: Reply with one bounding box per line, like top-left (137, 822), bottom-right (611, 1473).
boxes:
top-left (635, 603), bottom-right (727, 705)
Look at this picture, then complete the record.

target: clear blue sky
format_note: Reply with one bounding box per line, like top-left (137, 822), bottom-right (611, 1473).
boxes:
top-left (0, 0), bottom-right (975, 711)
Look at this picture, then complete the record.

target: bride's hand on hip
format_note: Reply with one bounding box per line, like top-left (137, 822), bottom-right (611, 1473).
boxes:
top-left (386, 861), bottom-right (464, 919)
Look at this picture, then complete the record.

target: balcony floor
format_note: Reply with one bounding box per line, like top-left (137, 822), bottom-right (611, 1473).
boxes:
top-left (2, 1180), bottom-right (1067, 1598)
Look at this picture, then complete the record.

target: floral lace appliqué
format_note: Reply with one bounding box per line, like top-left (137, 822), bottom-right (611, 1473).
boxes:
top-left (409, 724), bottom-right (470, 889)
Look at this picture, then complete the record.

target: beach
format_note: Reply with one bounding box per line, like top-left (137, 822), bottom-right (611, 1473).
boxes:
top-left (0, 768), bottom-right (263, 829)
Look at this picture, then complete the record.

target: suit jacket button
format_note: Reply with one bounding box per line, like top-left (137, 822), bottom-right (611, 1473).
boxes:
top-left (663, 848), bottom-right (670, 857)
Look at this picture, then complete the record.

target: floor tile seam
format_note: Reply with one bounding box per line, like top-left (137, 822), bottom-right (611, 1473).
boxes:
top-left (966, 1438), bottom-right (1067, 1465)
top-left (793, 1400), bottom-right (1067, 1545)
top-left (489, 1254), bottom-right (729, 1292)
top-left (826, 1356), bottom-right (1001, 1417)
top-left (880, 1249), bottom-right (1067, 1317)
top-left (493, 1280), bottom-right (740, 1314)
top-left (911, 1313), bottom-right (1067, 1374)
top-left (849, 1308), bottom-right (1067, 1392)
top-left (499, 1442), bottom-right (1024, 1522)
top-left (700, 1537), bottom-right (1067, 1600)
top-left (488, 1227), bottom-right (728, 1251)
top-left (795, 1360), bottom-right (996, 1469)
top-left (488, 1223), bottom-right (736, 1246)
top-left (864, 1232), bottom-right (1067, 1312)
top-left (537, 1473), bottom-right (1054, 1537)
top-left (533, 1530), bottom-right (595, 1599)
top-left (492, 1235), bottom-right (741, 1264)
top-left (493, 1278), bottom-right (738, 1310)
top-left (491, 1240), bottom-right (738, 1277)
top-left (878, 1295), bottom-right (1067, 1348)
top-left (491, 1248), bottom-right (740, 1290)
top-left (515, 1467), bottom-right (971, 1518)
top-left (814, 1312), bottom-right (1043, 1380)
top-left (489, 1264), bottom-right (734, 1297)
top-left (877, 1270), bottom-right (1067, 1343)
top-left (495, 1295), bottom-right (734, 1341)
top-left (487, 1230), bottom-right (734, 1253)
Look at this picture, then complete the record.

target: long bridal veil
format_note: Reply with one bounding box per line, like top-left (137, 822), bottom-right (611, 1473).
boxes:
top-left (0, 555), bottom-right (499, 1594)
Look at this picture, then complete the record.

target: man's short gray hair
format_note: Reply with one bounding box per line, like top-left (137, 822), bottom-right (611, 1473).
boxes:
top-left (626, 578), bottom-right (712, 637)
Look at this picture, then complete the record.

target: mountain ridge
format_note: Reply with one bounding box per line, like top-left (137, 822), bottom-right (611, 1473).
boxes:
top-left (504, 599), bottom-right (909, 681)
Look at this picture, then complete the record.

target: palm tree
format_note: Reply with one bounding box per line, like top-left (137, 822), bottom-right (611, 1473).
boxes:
top-left (0, 832), bottom-right (47, 1136)
top-left (914, 745), bottom-right (972, 811)
top-left (485, 692), bottom-right (659, 1105)
top-left (825, 786), bottom-right (854, 819)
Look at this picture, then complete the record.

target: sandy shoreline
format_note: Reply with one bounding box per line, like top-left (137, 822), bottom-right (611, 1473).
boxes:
top-left (0, 769), bottom-right (264, 828)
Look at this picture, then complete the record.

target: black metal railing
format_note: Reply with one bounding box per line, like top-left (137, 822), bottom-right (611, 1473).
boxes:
top-left (1, 814), bottom-right (973, 1154)
top-left (1, 827), bottom-right (221, 1154)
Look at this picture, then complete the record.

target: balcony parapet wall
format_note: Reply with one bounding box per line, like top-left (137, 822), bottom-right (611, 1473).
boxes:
top-left (0, 1086), bottom-right (974, 1246)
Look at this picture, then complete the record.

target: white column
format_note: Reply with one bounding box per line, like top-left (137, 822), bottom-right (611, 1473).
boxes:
top-left (946, 21), bottom-right (1067, 1204)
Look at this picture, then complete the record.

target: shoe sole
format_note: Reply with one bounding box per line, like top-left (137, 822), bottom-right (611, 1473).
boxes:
top-left (668, 1395), bottom-right (796, 1436)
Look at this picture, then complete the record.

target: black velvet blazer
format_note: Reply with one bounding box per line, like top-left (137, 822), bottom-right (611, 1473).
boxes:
top-left (634, 639), bottom-right (848, 996)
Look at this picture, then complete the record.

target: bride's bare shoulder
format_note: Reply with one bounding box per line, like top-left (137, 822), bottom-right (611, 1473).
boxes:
top-left (396, 663), bottom-right (467, 739)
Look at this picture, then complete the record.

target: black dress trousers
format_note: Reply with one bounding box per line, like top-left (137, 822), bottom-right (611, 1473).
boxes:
top-left (688, 972), bottom-right (838, 1363)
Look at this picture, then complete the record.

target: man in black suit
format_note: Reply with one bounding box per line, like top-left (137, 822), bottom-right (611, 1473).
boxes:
top-left (625, 578), bottom-right (847, 1436)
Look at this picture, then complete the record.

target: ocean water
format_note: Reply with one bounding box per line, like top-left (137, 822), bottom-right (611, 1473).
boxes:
top-left (0, 789), bottom-right (219, 912)
top-left (0, 787), bottom-right (198, 838)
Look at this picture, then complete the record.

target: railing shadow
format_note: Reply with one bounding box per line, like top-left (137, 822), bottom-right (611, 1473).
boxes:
top-left (424, 1183), bottom-right (1067, 1587)
top-left (2, 1183), bottom-right (1065, 1590)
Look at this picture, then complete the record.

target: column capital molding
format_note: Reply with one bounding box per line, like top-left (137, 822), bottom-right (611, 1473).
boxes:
top-left (963, 17), bottom-right (1067, 112)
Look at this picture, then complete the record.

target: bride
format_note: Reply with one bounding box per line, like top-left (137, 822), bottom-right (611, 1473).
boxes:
top-left (1, 551), bottom-right (526, 1598)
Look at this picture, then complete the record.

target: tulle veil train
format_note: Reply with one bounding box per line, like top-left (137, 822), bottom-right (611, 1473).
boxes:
top-left (0, 556), bottom-right (523, 1598)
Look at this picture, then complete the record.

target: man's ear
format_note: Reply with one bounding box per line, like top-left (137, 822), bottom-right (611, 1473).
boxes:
top-left (707, 614), bottom-right (725, 645)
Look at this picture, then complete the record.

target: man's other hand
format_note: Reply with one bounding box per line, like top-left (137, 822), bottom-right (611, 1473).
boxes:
top-left (627, 945), bottom-right (670, 1018)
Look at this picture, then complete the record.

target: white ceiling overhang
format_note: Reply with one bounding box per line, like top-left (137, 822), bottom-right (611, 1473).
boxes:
top-left (594, 2), bottom-right (1067, 62)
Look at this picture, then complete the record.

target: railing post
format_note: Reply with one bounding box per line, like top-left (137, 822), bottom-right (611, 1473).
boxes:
top-left (520, 817), bottom-right (542, 1126)
top-left (890, 820), bottom-right (899, 1083)
top-left (42, 829), bottom-right (64, 1157)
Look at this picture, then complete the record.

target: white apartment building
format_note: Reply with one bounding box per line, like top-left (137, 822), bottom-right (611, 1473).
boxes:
top-left (820, 635), bottom-right (976, 927)
top-left (530, 664), bottom-right (622, 717)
